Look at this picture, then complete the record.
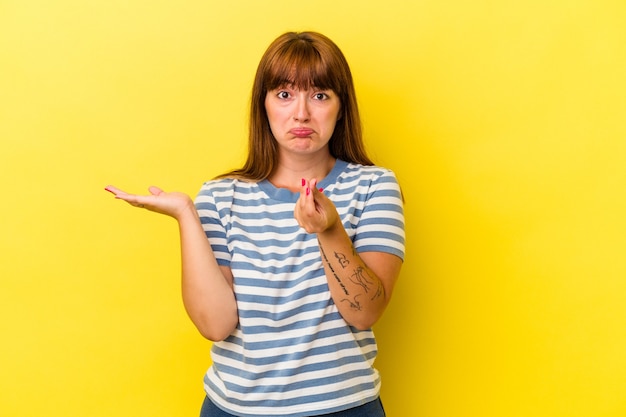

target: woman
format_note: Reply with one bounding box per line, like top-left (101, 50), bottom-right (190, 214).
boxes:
top-left (106, 31), bottom-right (404, 417)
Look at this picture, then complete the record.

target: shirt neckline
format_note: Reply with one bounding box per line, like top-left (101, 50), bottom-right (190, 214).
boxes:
top-left (257, 159), bottom-right (348, 202)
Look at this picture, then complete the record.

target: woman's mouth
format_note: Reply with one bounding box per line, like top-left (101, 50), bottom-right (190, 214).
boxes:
top-left (290, 128), bottom-right (314, 138)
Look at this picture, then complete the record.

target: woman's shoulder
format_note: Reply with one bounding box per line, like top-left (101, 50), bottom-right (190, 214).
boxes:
top-left (196, 177), bottom-right (259, 198)
top-left (342, 161), bottom-right (398, 180)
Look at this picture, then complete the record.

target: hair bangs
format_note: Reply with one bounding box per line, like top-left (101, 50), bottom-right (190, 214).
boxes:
top-left (264, 41), bottom-right (339, 93)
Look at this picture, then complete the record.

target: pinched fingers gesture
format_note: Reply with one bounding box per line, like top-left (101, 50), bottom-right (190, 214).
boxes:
top-left (294, 179), bottom-right (340, 234)
top-left (105, 185), bottom-right (195, 220)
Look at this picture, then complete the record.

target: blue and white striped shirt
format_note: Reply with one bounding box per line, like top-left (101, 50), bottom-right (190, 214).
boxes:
top-left (195, 159), bottom-right (405, 416)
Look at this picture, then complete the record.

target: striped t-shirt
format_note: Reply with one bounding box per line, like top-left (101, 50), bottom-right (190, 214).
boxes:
top-left (195, 159), bottom-right (405, 417)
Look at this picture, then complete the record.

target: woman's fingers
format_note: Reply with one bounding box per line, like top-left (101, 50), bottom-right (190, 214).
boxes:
top-left (104, 185), bottom-right (127, 196)
top-left (105, 184), bottom-right (194, 219)
top-left (296, 178), bottom-right (338, 233)
top-left (148, 185), bottom-right (164, 196)
top-left (105, 185), bottom-right (153, 208)
top-left (298, 179), bottom-right (315, 215)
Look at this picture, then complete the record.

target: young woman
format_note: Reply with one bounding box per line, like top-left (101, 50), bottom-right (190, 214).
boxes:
top-left (106, 31), bottom-right (405, 417)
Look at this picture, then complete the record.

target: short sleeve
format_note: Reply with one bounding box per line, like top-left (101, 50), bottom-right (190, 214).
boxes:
top-left (194, 182), bottom-right (232, 267)
top-left (353, 169), bottom-right (405, 260)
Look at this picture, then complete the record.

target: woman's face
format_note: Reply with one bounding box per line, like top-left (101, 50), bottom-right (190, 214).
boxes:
top-left (264, 84), bottom-right (341, 158)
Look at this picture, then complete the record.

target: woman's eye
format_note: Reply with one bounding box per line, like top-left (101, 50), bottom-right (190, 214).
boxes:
top-left (314, 92), bottom-right (329, 100)
top-left (277, 91), bottom-right (290, 99)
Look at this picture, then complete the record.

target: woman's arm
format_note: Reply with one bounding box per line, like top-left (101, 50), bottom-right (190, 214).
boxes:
top-left (316, 221), bottom-right (403, 329)
top-left (105, 186), bottom-right (238, 341)
top-left (293, 180), bottom-right (403, 330)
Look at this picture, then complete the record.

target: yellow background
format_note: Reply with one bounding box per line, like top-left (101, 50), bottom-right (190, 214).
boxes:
top-left (1, 1), bottom-right (625, 416)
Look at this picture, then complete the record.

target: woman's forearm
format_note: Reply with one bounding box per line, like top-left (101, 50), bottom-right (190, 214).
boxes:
top-left (316, 221), bottom-right (394, 330)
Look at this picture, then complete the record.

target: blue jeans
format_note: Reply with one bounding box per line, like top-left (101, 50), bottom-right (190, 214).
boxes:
top-left (200, 396), bottom-right (386, 417)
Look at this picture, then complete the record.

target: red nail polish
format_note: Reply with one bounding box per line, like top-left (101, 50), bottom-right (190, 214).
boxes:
top-left (306, 187), bottom-right (310, 196)
top-left (301, 178), bottom-right (306, 186)
top-left (318, 188), bottom-right (324, 192)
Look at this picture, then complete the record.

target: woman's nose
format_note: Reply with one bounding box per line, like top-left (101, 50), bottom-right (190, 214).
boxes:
top-left (293, 96), bottom-right (310, 122)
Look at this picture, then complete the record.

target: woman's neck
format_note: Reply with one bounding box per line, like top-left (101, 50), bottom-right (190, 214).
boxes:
top-left (269, 153), bottom-right (336, 192)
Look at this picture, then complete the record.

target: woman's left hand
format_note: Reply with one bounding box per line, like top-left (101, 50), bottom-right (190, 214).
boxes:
top-left (294, 179), bottom-right (340, 234)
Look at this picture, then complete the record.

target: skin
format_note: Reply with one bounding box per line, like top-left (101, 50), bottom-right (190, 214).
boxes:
top-left (105, 85), bottom-right (402, 338)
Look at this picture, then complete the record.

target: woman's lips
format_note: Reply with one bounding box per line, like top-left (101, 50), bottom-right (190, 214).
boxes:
top-left (290, 128), bottom-right (314, 138)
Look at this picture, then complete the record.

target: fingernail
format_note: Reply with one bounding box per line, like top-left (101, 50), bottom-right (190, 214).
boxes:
top-left (104, 187), bottom-right (114, 194)
top-left (306, 187), bottom-right (310, 196)
top-left (301, 178), bottom-right (306, 186)
top-left (318, 188), bottom-right (324, 192)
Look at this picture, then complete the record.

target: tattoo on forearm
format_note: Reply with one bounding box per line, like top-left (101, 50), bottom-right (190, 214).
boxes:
top-left (321, 243), bottom-right (384, 306)
top-left (334, 251), bottom-right (350, 268)
top-left (350, 266), bottom-right (373, 292)
top-left (372, 279), bottom-right (384, 301)
top-left (320, 245), bottom-right (349, 296)
top-left (350, 266), bottom-right (384, 301)
top-left (341, 295), bottom-right (362, 311)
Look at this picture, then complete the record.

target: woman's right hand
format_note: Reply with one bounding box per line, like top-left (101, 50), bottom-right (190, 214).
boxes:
top-left (105, 185), bottom-right (195, 220)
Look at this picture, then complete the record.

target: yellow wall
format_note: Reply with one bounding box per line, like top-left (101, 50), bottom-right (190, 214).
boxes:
top-left (1, 1), bottom-right (625, 416)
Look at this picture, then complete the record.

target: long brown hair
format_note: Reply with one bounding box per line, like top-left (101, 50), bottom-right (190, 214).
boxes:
top-left (217, 31), bottom-right (373, 180)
